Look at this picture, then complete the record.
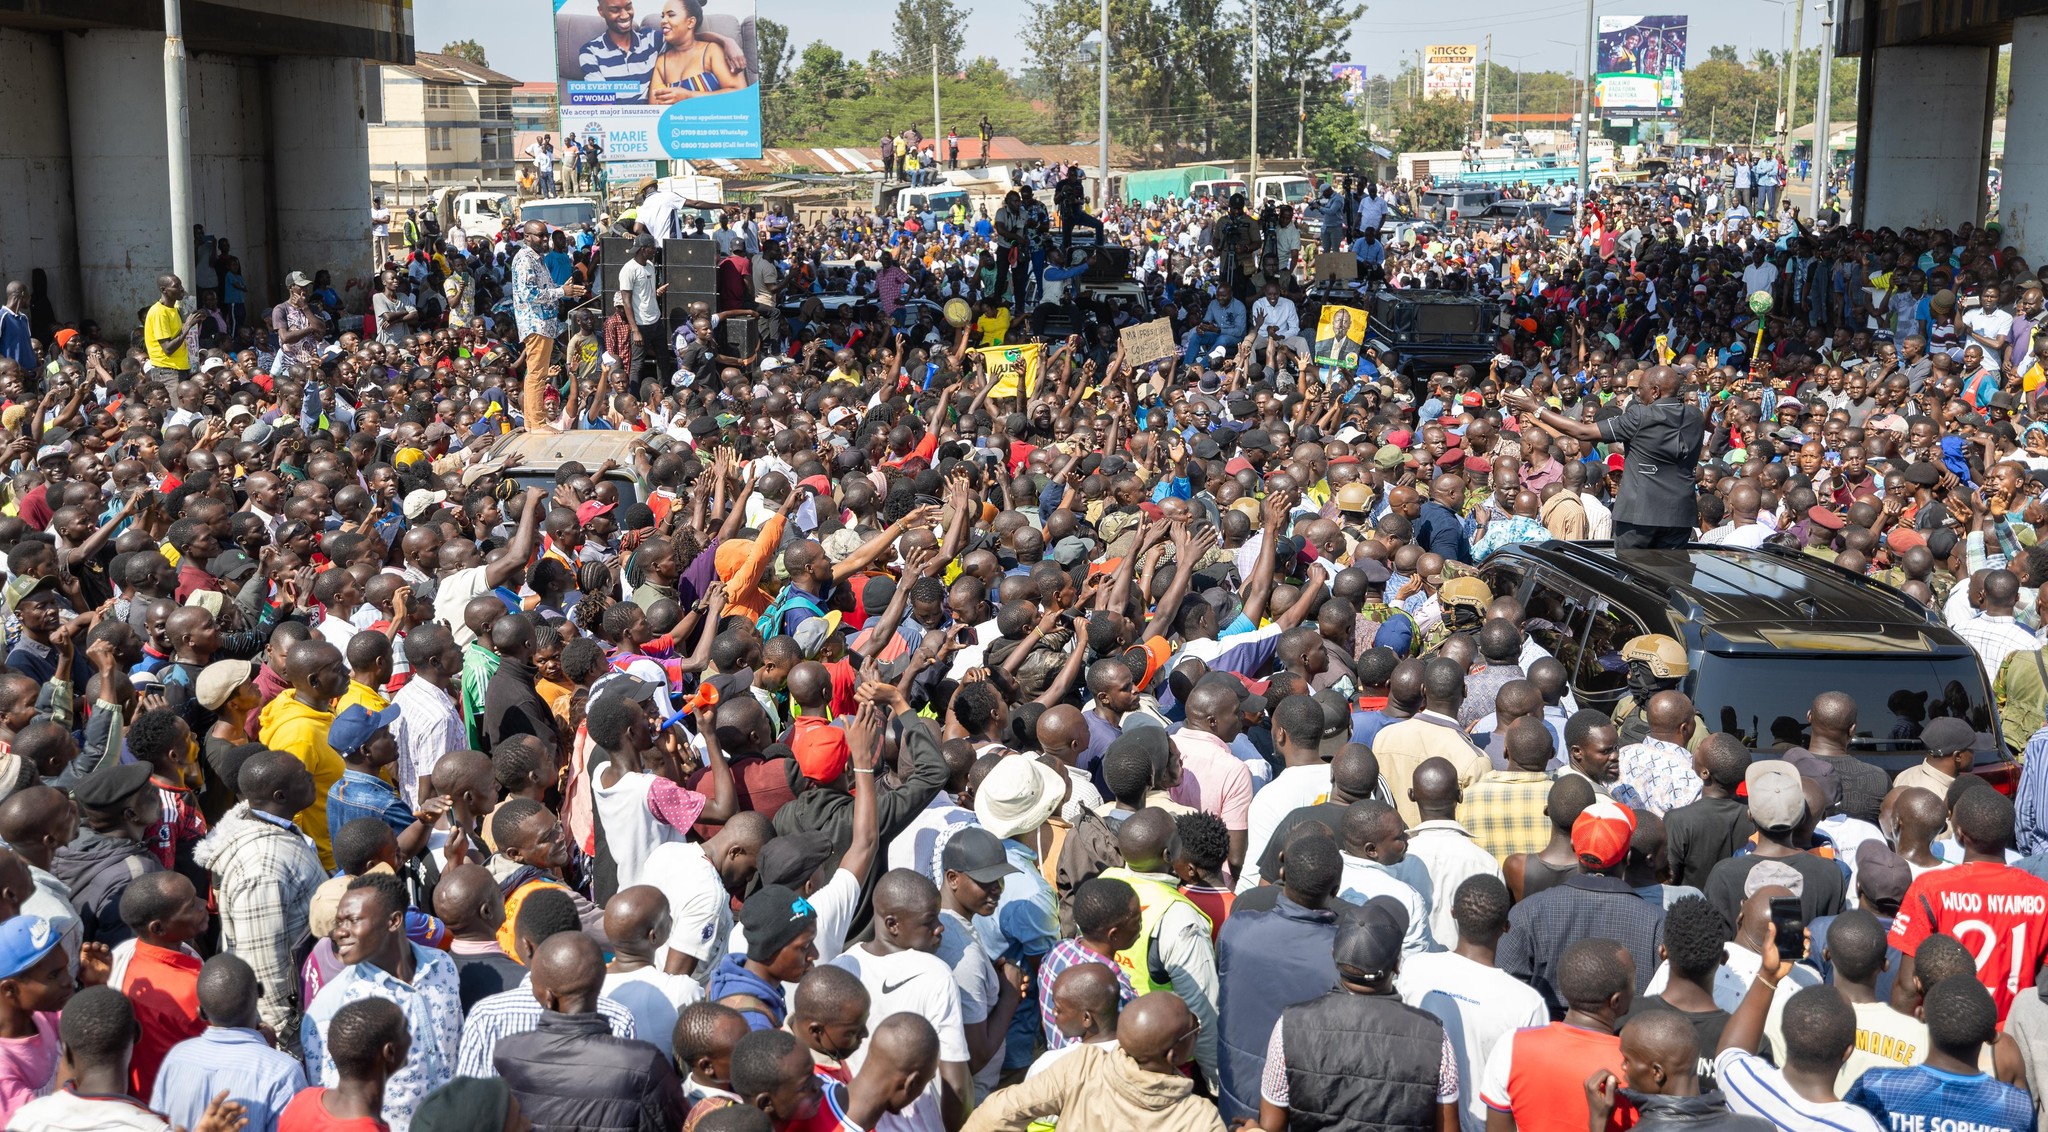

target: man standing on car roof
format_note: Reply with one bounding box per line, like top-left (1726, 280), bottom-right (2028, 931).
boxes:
top-left (1503, 365), bottom-right (1704, 551)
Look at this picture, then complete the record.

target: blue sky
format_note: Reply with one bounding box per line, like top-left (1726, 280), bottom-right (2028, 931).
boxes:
top-left (415, 0), bottom-right (1831, 88)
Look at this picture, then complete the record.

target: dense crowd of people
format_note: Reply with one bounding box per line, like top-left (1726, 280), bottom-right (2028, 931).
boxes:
top-left (0, 147), bottom-right (2046, 1132)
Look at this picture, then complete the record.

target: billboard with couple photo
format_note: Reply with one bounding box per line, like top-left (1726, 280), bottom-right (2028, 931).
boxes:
top-left (554, 0), bottom-right (762, 160)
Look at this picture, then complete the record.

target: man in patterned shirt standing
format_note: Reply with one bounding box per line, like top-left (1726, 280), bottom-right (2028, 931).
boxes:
top-left (510, 221), bottom-right (586, 434)
top-left (1612, 691), bottom-right (1702, 816)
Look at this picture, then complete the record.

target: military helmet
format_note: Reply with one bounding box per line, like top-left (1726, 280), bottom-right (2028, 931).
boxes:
top-left (1228, 497), bottom-right (1263, 523)
top-left (1621, 633), bottom-right (1689, 678)
top-left (1438, 575), bottom-right (1493, 613)
top-left (1335, 482), bottom-right (1375, 513)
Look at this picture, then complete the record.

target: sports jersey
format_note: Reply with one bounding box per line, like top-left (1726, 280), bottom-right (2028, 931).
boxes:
top-left (1844, 1065), bottom-right (2035, 1132)
top-left (1888, 861), bottom-right (2048, 1022)
top-left (788, 1080), bottom-right (864, 1132)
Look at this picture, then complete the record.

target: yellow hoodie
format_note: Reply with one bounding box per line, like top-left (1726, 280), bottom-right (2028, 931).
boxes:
top-left (258, 693), bottom-right (341, 870)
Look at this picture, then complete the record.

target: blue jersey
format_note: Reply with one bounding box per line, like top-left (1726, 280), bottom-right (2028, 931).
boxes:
top-left (1845, 1065), bottom-right (2035, 1132)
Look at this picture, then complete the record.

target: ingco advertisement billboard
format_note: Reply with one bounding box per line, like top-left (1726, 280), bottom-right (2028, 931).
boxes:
top-left (1423, 44), bottom-right (1477, 101)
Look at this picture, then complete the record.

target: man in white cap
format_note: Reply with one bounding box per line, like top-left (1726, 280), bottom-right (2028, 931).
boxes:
top-left (970, 755), bottom-right (1066, 1078)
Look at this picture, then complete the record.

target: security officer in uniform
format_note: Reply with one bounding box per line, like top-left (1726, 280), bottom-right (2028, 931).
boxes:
top-left (1420, 575), bottom-right (1492, 655)
top-left (1611, 633), bottom-right (1706, 751)
top-left (1335, 481), bottom-right (1376, 526)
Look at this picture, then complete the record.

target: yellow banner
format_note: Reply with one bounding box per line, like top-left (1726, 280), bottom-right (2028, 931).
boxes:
top-left (978, 343), bottom-right (1043, 400)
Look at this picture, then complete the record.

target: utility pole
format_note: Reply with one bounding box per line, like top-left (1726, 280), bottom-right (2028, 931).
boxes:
top-left (164, 0), bottom-right (194, 304)
top-left (1786, 0), bottom-right (1804, 146)
top-left (931, 43), bottom-right (942, 166)
top-left (1573, 0), bottom-right (1594, 235)
top-left (1480, 34), bottom-right (1492, 144)
top-left (1249, 0), bottom-right (1260, 185)
top-left (1810, 0), bottom-right (1835, 214)
top-left (1098, 0), bottom-right (1109, 209)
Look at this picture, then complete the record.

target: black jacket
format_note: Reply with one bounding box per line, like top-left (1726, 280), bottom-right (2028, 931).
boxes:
top-left (1628, 1090), bottom-right (1776, 1132)
top-left (775, 718), bottom-right (949, 935)
top-left (483, 658), bottom-right (558, 754)
top-left (51, 830), bottom-right (163, 946)
top-left (493, 1010), bottom-right (686, 1132)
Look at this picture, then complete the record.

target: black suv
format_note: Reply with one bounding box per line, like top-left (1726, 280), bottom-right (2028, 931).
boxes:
top-left (1478, 542), bottom-right (2014, 789)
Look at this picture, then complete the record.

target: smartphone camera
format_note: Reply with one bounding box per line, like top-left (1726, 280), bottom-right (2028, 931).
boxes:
top-left (1769, 896), bottom-right (1806, 962)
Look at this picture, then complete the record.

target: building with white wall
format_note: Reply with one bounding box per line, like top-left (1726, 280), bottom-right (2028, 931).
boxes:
top-left (0, 1), bottom-right (411, 336)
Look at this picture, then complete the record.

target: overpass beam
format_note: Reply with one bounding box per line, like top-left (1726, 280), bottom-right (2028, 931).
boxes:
top-left (1862, 43), bottom-right (1995, 232)
top-left (2001, 15), bottom-right (2048, 257)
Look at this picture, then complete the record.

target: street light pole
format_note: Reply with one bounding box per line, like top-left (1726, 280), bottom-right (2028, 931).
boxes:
top-left (1099, 0), bottom-right (1109, 209)
top-left (1573, 0), bottom-right (1594, 235)
top-left (1480, 34), bottom-right (1492, 143)
top-left (164, 0), bottom-right (194, 302)
top-left (1249, 0), bottom-right (1260, 185)
top-left (1810, 0), bottom-right (1835, 214)
top-left (1786, 0), bottom-right (1804, 146)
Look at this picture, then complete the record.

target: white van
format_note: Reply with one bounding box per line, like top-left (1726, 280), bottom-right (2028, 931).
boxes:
top-left (1190, 179), bottom-right (1249, 203)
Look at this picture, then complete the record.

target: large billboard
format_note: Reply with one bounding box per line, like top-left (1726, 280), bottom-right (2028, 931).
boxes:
top-left (1331, 64), bottom-right (1368, 107)
top-left (1595, 15), bottom-right (1687, 118)
top-left (554, 0), bottom-right (763, 161)
top-left (1423, 45), bottom-right (1477, 101)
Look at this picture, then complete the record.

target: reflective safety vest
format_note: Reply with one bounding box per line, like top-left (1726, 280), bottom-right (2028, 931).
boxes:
top-left (1099, 866), bottom-right (1211, 995)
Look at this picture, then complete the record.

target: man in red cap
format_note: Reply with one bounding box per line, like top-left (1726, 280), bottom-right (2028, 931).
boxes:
top-left (1499, 798), bottom-right (1665, 1017)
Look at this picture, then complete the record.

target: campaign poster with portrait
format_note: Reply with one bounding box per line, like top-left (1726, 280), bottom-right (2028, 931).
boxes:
top-left (1314, 305), bottom-right (1366, 368)
top-left (555, 0), bottom-right (763, 160)
top-left (1595, 16), bottom-right (1687, 118)
top-left (1331, 64), bottom-right (1369, 107)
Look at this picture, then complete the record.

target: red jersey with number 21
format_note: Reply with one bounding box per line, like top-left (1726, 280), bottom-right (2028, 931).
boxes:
top-left (1889, 861), bottom-right (2048, 1023)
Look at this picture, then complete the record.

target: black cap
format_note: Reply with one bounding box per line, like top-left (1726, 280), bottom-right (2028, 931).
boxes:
top-left (756, 833), bottom-right (837, 890)
top-left (1902, 463), bottom-right (1940, 487)
top-left (739, 883), bottom-right (818, 962)
top-left (1241, 428), bottom-right (1273, 452)
top-left (72, 761), bottom-right (154, 810)
top-left (1331, 895), bottom-right (1409, 978)
top-left (1921, 717), bottom-right (1977, 755)
top-left (941, 827), bottom-right (1020, 884)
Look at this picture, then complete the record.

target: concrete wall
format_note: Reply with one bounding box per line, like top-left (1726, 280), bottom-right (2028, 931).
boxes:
top-left (0, 28), bottom-right (81, 331)
top-left (1863, 44), bottom-right (1995, 231)
top-left (271, 57), bottom-right (373, 289)
top-left (2001, 15), bottom-right (2048, 257)
top-left (189, 52), bottom-right (274, 317)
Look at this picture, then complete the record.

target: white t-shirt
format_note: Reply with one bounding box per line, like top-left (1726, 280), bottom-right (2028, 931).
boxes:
top-left (829, 946), bottom-right (969, 1068)
top-left (1742, 262), bottom-right (1780, 296)
top-left (431, 565), bottom-right (491, 646)
top-left (888, 796), bottom-right (977, 886)
top-left (601, 965), bottom-right (703, 1057)
top-left (1963, 305), bottom-right (2015, 348)
top-left (1397, 951), bottom-right (1550, 1132)
top-left (373, 292), bottom-right (415, 346)
top-left (1717, 1048), bottom-right (1885, 1132)
top-left (936, 909), bottom-right (1006, 1097)
top-left (1241, 764), bottom-right (1333, 892)
top-left (1337, 853), bottom-right (1432, 954)
top-left (372, 207), bottom-right (391, 237)
top-left (645, 841), bottom-right (731, 986)
top-left (619, 256), bottom-right (661, 326)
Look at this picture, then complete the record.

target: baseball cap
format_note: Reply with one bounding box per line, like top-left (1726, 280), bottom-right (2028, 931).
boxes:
top-left (285, 270), bottom-right (313, 288)
top-left (1921, 716), bottom-right (1976, 754)
top-left (329, 703), bottom-right (402, 757)
top-left (973, 755), bottom-right (1066, 839)
top-left (756, 832), bottom-right (837, 889)
top-left (1854, 841), bottom-right (1912, 906)
top-left (1745, 760), bottom-right (1806, 831)
top-left (194, 658), bottom-right (257, 712)
top-left (790, 721), bottom-right (851, 784)
top-left (402, 489), bottom-right (448, 521)
top-left (72, 761), bottom-right (154, 810)
top-left (1743, 859), bottom-right (1809, 900)
top-left (942, 827), bottom-right (1020, 884)
top-left (1241, 429), bottom-right (1273, 451)
top-left (738, 884), bottom-right (817, 962)
top-left (792, 610), bottom-right (845, 659)
top-left (1570, 800), bottom-right (1637, 869)
top-left (576, 500), bottom-right (615, 526)
top-left (2, 575), bottom-right (60, 614)
top-left (1331, 896), bottom-right (1409, 979)
top-left (0, 917), bottom-right (60, 980)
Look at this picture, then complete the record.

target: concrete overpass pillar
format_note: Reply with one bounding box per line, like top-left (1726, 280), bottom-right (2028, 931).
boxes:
top-left (63, 29), bottom-right (173, 333)
top-left (2000, 15), bottom-right (2048, 257)
top-left (269, 56), bottom-right (372, 293)
top-left (1862, 44), bottom-right (1995, 232)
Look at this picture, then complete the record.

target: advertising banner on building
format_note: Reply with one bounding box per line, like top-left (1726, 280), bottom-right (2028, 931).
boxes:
top-left (1595, 15), bottom-right (1687, 118)
top-left (1331, 63), bottom-right (1369, 106)
top-left (1423, 45), bottom-right (1477, 101)
top-left (554, 0), bottom-right (763, 160)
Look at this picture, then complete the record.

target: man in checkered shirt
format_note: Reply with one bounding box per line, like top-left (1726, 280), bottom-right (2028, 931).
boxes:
top-left (1460, 719), bottom-right (1557, 865)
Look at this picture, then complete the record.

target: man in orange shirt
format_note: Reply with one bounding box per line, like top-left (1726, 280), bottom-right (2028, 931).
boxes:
top-left (1478, 937), bottom-right (1638, 1132)
top-left (114, 871), bottom-right (210, 1098)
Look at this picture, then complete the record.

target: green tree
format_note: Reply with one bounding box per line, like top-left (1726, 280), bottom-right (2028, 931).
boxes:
top-left (1708, 44), bottom-right (1741, 63)
top-left (1394, 95), bottom-right (1471, 152)
top-left (440, 39), bottom-right (488, 67)
top-left (892, 0), bottom-right (971, 74)
top-left (1256, 0), bottom-right (1368, 160)
top-left (757, 19), bottom-right (795, 140)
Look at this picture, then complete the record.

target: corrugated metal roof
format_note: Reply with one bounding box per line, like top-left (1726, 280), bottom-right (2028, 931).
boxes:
top-left (389, 51), bottom-right (519, 87)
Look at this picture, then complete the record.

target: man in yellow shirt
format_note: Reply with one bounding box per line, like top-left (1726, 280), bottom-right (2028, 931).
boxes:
top-left (145, 273), bottom-right (199, 375)
top-left (257, 637), bottom-right (349, 869)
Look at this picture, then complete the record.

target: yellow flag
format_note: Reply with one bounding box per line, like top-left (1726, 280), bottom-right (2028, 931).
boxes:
top-left (977, 343), bottom-right (1043, 400)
